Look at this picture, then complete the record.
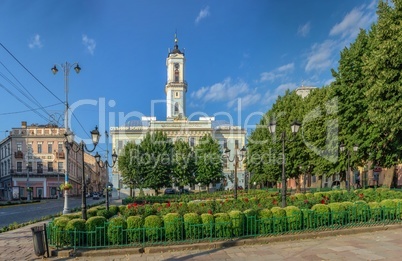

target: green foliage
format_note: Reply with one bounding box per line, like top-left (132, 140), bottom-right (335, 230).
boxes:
top-left (144, 215), bottom-right (163, 241)
top-left (183, 213), bottom-right (202, 239)
top-left (258, 208), bottom-right (273, 234)
top-left (201, 213), bottom-right (214, 237)
top-left (86, 216), bottom-right (107, 246)
top-left (284, 206), bottom-right (302, 230)
top-left (311, 204), bottom-right (330, 227)
top-left (214, 213), bottom-right (231, 238)
top-left (163, 213), bottom-right (183, 241)
top-left (243, 209), bottom-right (258, 235)
top-left (109, 205), bottom-right (119, 216)
top-left (368, 202), bottom-right (382, 221)
top-left (195, 134), bottom-right (223, 187)
top-left (228, 210), bottom-right (244, 237)
top-left (65, 219), bottom-right (86, 245)
top-left (97, 209), bottom-right (113, 219)
top-left (87, 207), bottom-right (100, 218)
top-left (380, 199), bottom-right (397, 219)
top-left (107, 216), bottom-right (127, 245)
top-left (354, 200), bottom-right (369, 222)
top-left (52, 217), bottom-right (70, 247)
top-left (341, 201), bottom-right (355, 222)
top-left (127, 216), bottom-right (144, 243)
top-left (173, 139), bottom-right (196, 187)
top-left (328, 203), bottom-right (345, 224)
top-left (117, 141), bottom-right (142, 190)
top-left (270, 207), bottom-right (286, 233)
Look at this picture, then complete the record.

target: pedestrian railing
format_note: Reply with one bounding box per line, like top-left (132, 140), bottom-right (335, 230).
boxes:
top-left (47, 205), bottom-right (402, 250)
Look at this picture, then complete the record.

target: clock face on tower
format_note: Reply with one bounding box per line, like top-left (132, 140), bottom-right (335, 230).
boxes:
top-left (174, 63), bottom-right (180, 69)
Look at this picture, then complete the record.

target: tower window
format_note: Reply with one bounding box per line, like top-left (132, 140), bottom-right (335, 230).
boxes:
top-left (174, 103), bottom-right (179, 114)
top-left (174, 69), bottom-right (179, 82)
top-left (175, 92), bottom-right (180, 98)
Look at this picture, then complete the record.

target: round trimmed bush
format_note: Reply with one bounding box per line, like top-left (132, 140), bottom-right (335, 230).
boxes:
top-left (228, 210), bottom-right (244, 237)
top-left (380, 199), bottom-right (397, 219)
top-left (52, 217), bottom-right (70, 247)
top-left (97, 209), bottom-right (113, 219)
top-left (270, 207), bottom-right (286, 233)
top-left (393, 199), bottom-right (402, 220)
top-left (107, 216), bottom-right (127, 245)
top-left (201, 213), bottom-right (214, 237)
top-left (109, 205), bottom-right (119, 216)
top-left (311, 204), bottom-right (330, 227)
top-left (163, 213), bottom-right (183, 241)
top-left (65, 218), bottom-right (86, 246)
top-left (284, 206), bottom-right (301, 231)
top-left (368, 202), bottom-right (381, 220)
top-left (144, 215), bottom-right (163, 241)
top-left (258, 208), bottom-right (273, 234)
top-left (183, 213), bottom-right (201, 239)
top-left (243, 209), bottom-right (258, 235)
top-left (127, 215), bottom-right (144, 243)
top-left (86, 216), bottom-right (107, 247)
top-left (354, 200), bottom-right (369, 222)
top-left (214, 213), bottom-right (231, 238)
top-left (328, 202), bottom-right (345, 224)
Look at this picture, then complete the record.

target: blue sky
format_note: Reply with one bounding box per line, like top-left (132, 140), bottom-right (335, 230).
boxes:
top-left (0, 0), bottom-right (378, 153)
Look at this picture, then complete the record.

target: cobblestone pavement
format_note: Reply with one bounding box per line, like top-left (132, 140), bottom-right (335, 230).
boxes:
top-left (1, 223), bottom-right (402, 261)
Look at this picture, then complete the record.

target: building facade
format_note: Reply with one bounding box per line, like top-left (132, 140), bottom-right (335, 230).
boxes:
top-left (110, 36), bottom-right (247, 191)
top-left (0, 121), bottom-right (106, 200)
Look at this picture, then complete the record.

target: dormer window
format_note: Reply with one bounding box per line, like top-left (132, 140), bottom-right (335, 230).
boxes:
top-left (174, 69), bottom-right (179, 82)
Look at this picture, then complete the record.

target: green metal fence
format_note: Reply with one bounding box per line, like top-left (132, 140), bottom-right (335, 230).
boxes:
top-left (47, 205), bottom-right (402, 250)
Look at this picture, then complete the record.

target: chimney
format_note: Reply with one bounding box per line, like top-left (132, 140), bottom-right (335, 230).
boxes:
top-left (21, 121), bottom-right (27, 128)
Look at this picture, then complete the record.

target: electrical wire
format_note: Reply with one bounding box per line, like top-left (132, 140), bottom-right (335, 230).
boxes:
top-left (0, 102), bottom-right (62, 115)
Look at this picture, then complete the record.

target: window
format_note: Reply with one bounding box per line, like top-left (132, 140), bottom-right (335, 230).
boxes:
top-left (37, 143), bottom-right (42, 153)
top-left (58, 162), bottom-right (63, 172)
top-left (47, 162), bottom-right (53, 172)
top-left (37, 162), bottom-right (43, 173)
top-left (58, 143), bottom-right (63, 153)
top-left (17, 142), bottom-right (22, 152)
top-left (17, 162), bottom-right (22, 172)
top-left (48, 142), bottom-right (53, 153)
top-left (174, 103), bottom-right (179, 115)
top-left (189, 137), bottom-right (195, 147)
top-left (175, 91), bottom-right (180, 98)
top-left (27, 162), bottom-right (32, 172)
top-left (235, 140), bottom-right (239, 149)
top-left (174, 69), bottom-right (179, 82)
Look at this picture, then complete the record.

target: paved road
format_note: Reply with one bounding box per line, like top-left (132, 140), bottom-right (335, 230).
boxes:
top-left (0, 197), bottom-right (105, 228)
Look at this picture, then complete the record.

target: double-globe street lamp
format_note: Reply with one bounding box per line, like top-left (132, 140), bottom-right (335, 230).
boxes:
top-left (94, 131), bottom-right (118, 211)
top-left (52, 62), bottom-right (81, 214)
top-left (65, 126), bottom-right (100, 220)
top-left (224, 146), bottom-right (246, 200)
top-left (340, 143), bottom-right (358, 192)
top-left (268, 120), bottom-right (301, 208)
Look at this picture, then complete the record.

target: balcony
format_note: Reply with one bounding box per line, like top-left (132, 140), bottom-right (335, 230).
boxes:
top-left (56, 151), bottom-right (65, 159)
top-left (14, 151), bottom-right (23, 159)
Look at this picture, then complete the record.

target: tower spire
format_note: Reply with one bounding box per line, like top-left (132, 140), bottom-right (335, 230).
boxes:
top-left (174, 32), bottom-right (179, 50)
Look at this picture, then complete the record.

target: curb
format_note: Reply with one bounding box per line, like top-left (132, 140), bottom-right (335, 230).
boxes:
top-left (53, 223), bottom-right (402, 258)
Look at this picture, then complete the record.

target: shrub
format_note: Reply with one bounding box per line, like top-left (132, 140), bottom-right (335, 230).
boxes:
top-left (258, 208), bottom-right (272, 234)
top-left (87, 207), bottom-right (100, 218)
top-left (328, 203), bottom-right (345, 225)
top-left (183, 213), bottom-right (202, 240)
top-left (127, 216), bottom-right (144, 243)
top-left (109, 205), bottom-right (119, 216)
top-left (243, 209), bottom-right (258, 235)
top-left (311, 204), bottom-right (330, 227)
top-left (214, 213), bottom-right (231, 238)
top-left (97, 209), bottom-right (113, 219)
top-left (354, 200), bottom-right (369, 222)
top-left (228, 210), bottom-right (244, 237)
top-left (163, 213), bottom-right (183, 241)
top-left (201, 213), bottom-right (214, 238)
top-left (368, 202), bottom-right (382, 220)
top-left (393, 199), bottom-right (402, 220)
top-left (270, 207), bottom-right (286, 233)
top-left (144, 215), bottom-right (163, 241)
top-left (65, 218), bottom-right (86, 246)
top-left (380, 199), bottom-right (397, 219)
top-left (52, 217), bottom-right (70, 247)
top-left (284, 206), bottom-right (301, 231)
top-left (301, 209), bottom-right (314, 229)
top-left (107, 216), bottom-right (127, 245)
top-left (118, 205), bottom-right (127, 216)
top-left (86, 216), bottom-right (107, 247)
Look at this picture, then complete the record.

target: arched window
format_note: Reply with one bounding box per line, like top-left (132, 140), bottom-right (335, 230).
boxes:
top-left (174, 69), bottom-right (179, 82)
top-left (174, 102), bottom-right (179, 114)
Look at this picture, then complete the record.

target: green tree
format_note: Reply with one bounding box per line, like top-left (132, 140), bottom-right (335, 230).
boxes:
top-left (117, 142), bottom-right (142, 197)
top-left (173, 139), bottom-right (196, 189)
top-left (195, 134), bottom-right (223, 190)
top-left (140, 131), bottom-right (173, 194)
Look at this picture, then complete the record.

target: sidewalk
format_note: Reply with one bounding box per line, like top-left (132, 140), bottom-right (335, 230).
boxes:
top-left (2, 200), bottom-right (402, 260)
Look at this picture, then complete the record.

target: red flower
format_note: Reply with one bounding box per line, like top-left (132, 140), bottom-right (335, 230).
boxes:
top-left (208, 209), bottom-right (213, 214)
top-left (166, 202), bottom-right (171, 208)
top-left (244, 198), bottom-right (249, 202)
top-left (359, 193), bottom-right (364, 199)
top-left (272, 199), bottom-right (278, 205)
top-left (321, 199), bottom-right (326, 204)
top-left (304, 200), bottom-right (309, 204)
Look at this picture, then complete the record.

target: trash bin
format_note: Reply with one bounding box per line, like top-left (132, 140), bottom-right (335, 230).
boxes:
top-left (31, 224), bottom-right (46, 257)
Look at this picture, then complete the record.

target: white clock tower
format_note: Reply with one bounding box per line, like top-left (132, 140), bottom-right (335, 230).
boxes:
top-left (165, 35), bottom-right (187, 121)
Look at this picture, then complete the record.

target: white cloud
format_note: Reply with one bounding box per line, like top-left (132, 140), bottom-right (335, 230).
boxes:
top-left (28, 34), bottom-right (43, 49)
top-left (191, 78), bottom-right (259, 109)
top-left (195, 6), bottom-right (210, 24)
top-left (329, 3), bottom-right (377, 40)
top-left (305, 40), bottom-right (336, 72)
top-left (260, 63), bottom-right (294, 82)
top-left (82, 34), bottom-right (96, 55)
top-left (262, 83), bottom-right (297, 105)
top-left (297, 22), bottom-right (311, 37)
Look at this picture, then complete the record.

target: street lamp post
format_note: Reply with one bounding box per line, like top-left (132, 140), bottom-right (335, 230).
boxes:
top-left (94, 132), bottom-right (118, 211)
top-left (52, 62), bottom-right (81, 215)
top-left (224, 146), bottom-right (246, 200)
top-left (339, 143), bottom-right (358, 192)
top-left (268, 120), bottom-right (301, 208)
top-left (65, 126), bottom-right (100, 220)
